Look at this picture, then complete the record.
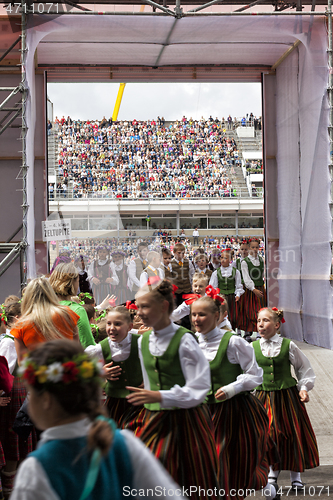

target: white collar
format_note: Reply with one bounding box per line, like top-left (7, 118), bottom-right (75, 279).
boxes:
top-left (260, 333), bottom-right (280, 344)
top-left (248, 254), bottom-right (259, 262)
top-left (39, 417), bottom-right (91, 446)
top-left (97, 258), bottom-right (108, 265)
top-left (110, 332), bottom-right (132, 349)
top-left (217, 318), bottom-right (230, 329)
top-left (196, 327), bottom-right (222, 343)
top-left (154, 321), bottom-right (177, 336)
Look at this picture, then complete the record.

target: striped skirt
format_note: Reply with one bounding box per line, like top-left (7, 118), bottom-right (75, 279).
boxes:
top-left (0, 378), bottom-right (37, 462)
top-left (104, 396), bottom-right (145, 435)
top-left (236, 289), bottom-right (251, 332)
top-left (209, 393), bottom-right (272, 500)
top-left (255, 386), bottom-right (319, 472)
top-left (224, 294), bottom-right (237, 331)
top-left (136, 405), bottom-right (220, 500)
top-left (244, 285), bottom-right (267, 333)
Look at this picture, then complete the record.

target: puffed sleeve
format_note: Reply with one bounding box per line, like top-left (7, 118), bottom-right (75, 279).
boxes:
top-left (289, 341), bottom-right (315, 391)
top-left (220, 336), bottom-right (263, 399)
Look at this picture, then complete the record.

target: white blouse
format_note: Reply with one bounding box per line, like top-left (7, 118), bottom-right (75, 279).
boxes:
top-left (11, 418), bottom-right (185, 500)
top-left (196, 327), bottom-right (263, 400)
top-left (85, 332), bottom-right (132, 362)
top-left (241, 254), bottom-right (262, 291)
top-left (256, 334), bottom-right (315, 391)
top-left (209, 265), bottom-right (244, 298)
top-left (138, 322), bottom-right (211, 409)
top-left (0, 330), bottom-right (17, 374)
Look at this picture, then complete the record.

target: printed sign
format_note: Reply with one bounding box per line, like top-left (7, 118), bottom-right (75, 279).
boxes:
top-left (42, 219), bottom-right (71, 242)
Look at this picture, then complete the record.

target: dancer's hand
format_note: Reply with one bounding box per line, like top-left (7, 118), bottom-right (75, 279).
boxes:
top-left (92, 277), bottom-right (100, 285)
top-left (215, 388), bottom-right (227, 401)
top-left (299, 390), bottom-right (309, 403)
top-left (103, 361), bottom-right (122, 381)
top-left (253, 288), bottom-right (263, 298)
top-left (0, 397), bottom-right (11, 406)
top-left (126, 386), bottom-right (162, 405)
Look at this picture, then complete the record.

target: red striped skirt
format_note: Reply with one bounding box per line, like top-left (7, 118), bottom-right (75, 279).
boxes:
top-left (136, 405), bottom-right (220, 500)
top-left (0, 378), bottom-right (37, 462)
top-left (224, 294), bottom-right (237, 331)
top-left (209, 393), bottom-right (272, 500)
top-left (236, 289), bottom-right (250, 331)
top-left (244, 285), bottom-right (267, 333)
top-left (104, 396), bottom-right (145, 435)
top-left (255, 386), bottom-right (319, 472)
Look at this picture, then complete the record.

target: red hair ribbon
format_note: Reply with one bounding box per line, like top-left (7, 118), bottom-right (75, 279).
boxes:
top-left (221, 248), bottom-right (232, 253)
top-left (108, 298), bottom-right (117, 307)
top-left (147, 276), bottom-right (162, 287)
top-left (205, 285), bottom-right (225, 304)
top-left (125, 300), bottom-right (138, 311)
top-left (172, 284), bottom-right (178, 298)
top-left (248, 238), bottom-right (259, 243)
top-left (182, 293), bottom-right (201, 305)
top-left (272, 307), bottom-right (285, 323)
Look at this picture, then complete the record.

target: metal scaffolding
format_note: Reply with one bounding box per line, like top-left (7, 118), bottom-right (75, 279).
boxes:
top-left (0, 1), bottom-right (28, 288)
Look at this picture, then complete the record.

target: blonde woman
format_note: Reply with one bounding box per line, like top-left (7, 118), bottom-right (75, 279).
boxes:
top-left (49, 263), bottom-right (95, 349)
top-left (11, 278), bottom-right (79, 363)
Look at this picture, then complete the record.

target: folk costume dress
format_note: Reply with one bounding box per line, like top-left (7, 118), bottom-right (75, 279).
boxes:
top-left (197, 327), bottom-right (271, 500)
top-left (252, 335), bottom-right (319, 472)
top-left (135, 323), bottom-right (219, 500)
top-left (233, 257), bottom-right (249, 331)
top-left (110, 261), bottom-right (130, 305)
top-left (11, 418), bottom-right (185, 500)
top-left (241, 255), bottom-right (267, 332)
top-left (88, 257), bottom-right (119, 305)
top-left (209, 265), bottom-right (244, 330)
top-left (0, 332), bottom-right (37, 495)
top-left (85, 333), bottom-right (143, 433)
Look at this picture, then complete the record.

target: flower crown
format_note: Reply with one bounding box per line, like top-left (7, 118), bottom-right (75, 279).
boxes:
top-left (18, 353), bottom-right (104, 388)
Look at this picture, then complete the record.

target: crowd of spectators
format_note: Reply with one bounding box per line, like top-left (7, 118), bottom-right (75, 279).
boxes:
top-left (56, 234), bottom-right (265, 265)
top-left (51, 115), bottom-right (252, 200)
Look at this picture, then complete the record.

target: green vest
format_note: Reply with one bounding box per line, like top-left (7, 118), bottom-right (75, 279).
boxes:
top-left (243, 256), bottom-right (264, 287)
top-left (208, 330), bottom-right (243, 404)
top-left (252, 338), bottom-right (297, 391)
top-left (100, 334), bottom-right (142, 398)
top-left (141, 326), bottom-right (188, 411)
top-left (217, 266), bottom-right (236, 295)
top-left (235, 258), bottom-right (244, 284)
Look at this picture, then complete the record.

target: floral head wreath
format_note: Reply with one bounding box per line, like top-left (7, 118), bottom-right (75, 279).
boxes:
top-left (19, 353), bottom-right (104, 388)
top-left (205, 286), bottom-right (225, 304)
top-left (0, 304), bottom-right (7, 324)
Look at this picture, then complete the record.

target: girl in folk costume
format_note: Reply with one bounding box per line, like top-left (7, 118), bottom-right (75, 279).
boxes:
top-left (209, 248), bottom-right (244, 330)
top-left (85, 305), bottom-right (143, 432)
top-left (252, 308), bottom-right (319, 491)
top-left (191, 293), bottom-right (276, 500)
top-left (87, 245), bottom-right (119, 306)
top-left (232, 239), bottom-right (251, 336)
top-left (241, 238), bottom-right (267, 338)
top-left (11, 340), bottom-right (184, 500)
top-left (139, 251), bottom-right (164, 288)
top-left (74, 255), bottom-right (92, 295)
top-left (0, 302), bottom-right (37, 499)
top-left (126, 279), bottom-right (220, 500)
top-left (110, 250), bottom-right (130, 305)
